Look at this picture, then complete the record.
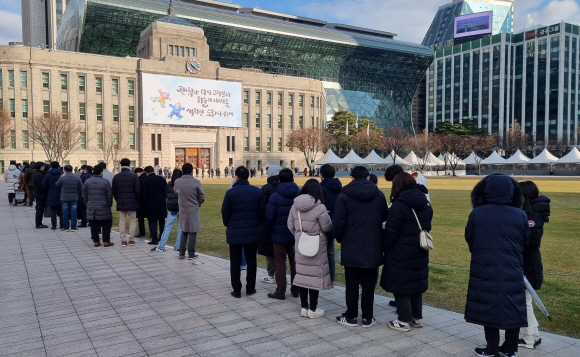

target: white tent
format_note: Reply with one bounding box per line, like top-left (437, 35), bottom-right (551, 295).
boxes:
top-left (363, 150), bottom-right (390, 165)
top-left (425, 152), bottom-right (445, 166)
top-left (383, 150), bottom-right (411, 165)
top-left (403, 151), bottom-right (421, 165)
top-left (312, 150), bottom-right (347, 165)
top-left (504, 149), bottom-right (531, 164)
top-left (450, 153), bottom-right (466, 166)
top-left (481, 151), bottom-right (507, 165)
top-left (438, 152), bottom-right (466, 166)
top-left (462, 152), bottom-right (480, 165)
top-left (342, 149), bottom-right (367, 164)
top-left (528, 149), bottom-right (559, 164)
top-left (556, 147), bottom-right (580, 164)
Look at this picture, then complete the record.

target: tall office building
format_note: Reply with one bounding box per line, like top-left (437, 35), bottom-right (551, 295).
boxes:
top-left (21, 0), bottom-right (69, 48)
top-left (422, 0), bottom-right (514, 47)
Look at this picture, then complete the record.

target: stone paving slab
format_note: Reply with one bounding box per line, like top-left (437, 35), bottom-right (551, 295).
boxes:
top-left (0, 184), bottom-right (579, 356)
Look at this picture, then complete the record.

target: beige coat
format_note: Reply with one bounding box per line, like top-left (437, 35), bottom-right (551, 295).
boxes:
top-left (288, 194), bottom-right (333, 291)
top-left (174, 174), bottom-right (206, 233)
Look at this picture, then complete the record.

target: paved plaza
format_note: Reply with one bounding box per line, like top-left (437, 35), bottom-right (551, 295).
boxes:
top-left (1, 188), bottom-right (579, 357)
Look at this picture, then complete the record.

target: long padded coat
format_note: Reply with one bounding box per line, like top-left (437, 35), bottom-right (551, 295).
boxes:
top-left (82, 175), bottom-right (113, 221)
top-left (287, 194), bottom-right (333, 291)
top-left (265, 182), bottom-right (300, 244)
top-left (42, 168), bottom-right (63, 207)
top-left (258, 175), bottom-right (279, 256)
top-left (174, 174), bottom-right (205, 233)
top-left (524, 195), bottom-right (550, 290)
top-left (4, 165), bottom-right (21, 194)
top-left (380, 185), bottom-right (433, 296)
top-left (464, 174), bottom-right (530, 330)
top-left (221, 179), bottom-right (265, 245)
top-left (142, 173), bottom-right (168, 220)
top-left (112, 168), bottom-right (140, 212)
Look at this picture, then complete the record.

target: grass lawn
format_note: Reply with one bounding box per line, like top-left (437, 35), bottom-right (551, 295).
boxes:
top-left (112, 175), bottom-right (580, 338)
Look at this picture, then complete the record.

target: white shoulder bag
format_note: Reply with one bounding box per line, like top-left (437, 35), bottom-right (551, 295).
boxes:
top-left (412, 209), bottom-right (434, 251)
top-left (296, 211), bottom-right (320, 257)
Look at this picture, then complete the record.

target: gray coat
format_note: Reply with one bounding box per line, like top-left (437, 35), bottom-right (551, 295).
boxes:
top-left (174, 174), bottom-right (205, 233)
top-left (55, 173), bottom-right (83, 202)
top-left (287, 194), bottom-right (333, 291)
top-left (82, 175), bottom-right (113, 221)
top-left (4, 165), bottom-right (21, 193)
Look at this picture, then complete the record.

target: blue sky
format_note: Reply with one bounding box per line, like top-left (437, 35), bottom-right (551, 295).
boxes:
top-left (1, 0), bottom-right (580, 45)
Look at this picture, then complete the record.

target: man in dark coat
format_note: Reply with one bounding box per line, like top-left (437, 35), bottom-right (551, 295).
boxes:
top-left (258, 165), bottom-right (282, 283)
top-left (32, 162), bottom-right (48, 228)
top-left (78, 166), bottom-right (93, 227)
top-left (465, 174), bottom-right (529, 357)
top-left (42, 161), bottom-right (64, 230)
top-left (222, 166), bottom-right (265, 298)
top-left (112, 158), bottom-right (140, 246)
top-left (320, 164), bottom-right (342, 285)
top-left (82, 165), bottom-right (114, 247)
top-left (333, 166), bottom-right (388, 328)
top-left (55, 165), bottom-right (83, 231)
top-left (135, 167), bottom-right (147, 237)
top-left (142, 166), bottom-right (167, 245)
top-left (24, 162), bottom-right (35, 207)
top-left (265, 168), bottom-right (299, 300)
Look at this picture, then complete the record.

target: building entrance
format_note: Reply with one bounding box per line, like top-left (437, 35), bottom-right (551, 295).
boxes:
top-left (175, 148), bottom-right (211, 169)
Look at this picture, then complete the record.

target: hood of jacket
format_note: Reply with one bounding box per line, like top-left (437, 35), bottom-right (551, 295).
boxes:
top-left (7, 164), bottom-right (17, 171)
top-left (276, 181), bottom-right (299, 199)
top-left (321, 177), bottom-right (342, 194)
top-left (47, 167), bottom-right (63, 176)
top-left (471, 173), bottom-right (523, 208)
top-left (393, 185), bottom-right (429, 210)
top-left (531, 195), bottom-right (551, 222)
top-left (266, 175), bottom-right (280, 188)
top-left (293, 194), bottom-right (322, 212)
top-left (342, 178), bottom-right (379, 202)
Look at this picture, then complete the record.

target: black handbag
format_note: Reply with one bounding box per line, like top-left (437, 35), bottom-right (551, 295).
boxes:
top-left (44, 205), bottom-right (52, 218)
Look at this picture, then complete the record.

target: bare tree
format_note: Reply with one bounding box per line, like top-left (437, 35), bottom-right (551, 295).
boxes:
top-left (350, 129), bottom-right (383, 157)
top-left (29, 111), bottom-right (82, 163)
top-left (502, 120), bottom-right (529, 156)
top-left (0, 107), bottom-right (13, 149)
top-left (101, 126), bottom-right (128, 172)
top-left (382, 127), bottom-right (412, 164)
top-left (446, 135), bottom-right (470, 176)
top-left (414, 130), bottom-right (435, 173)
top-left (468, 135), bottom-right (496, 175)
top-left (286, 127), bottom-right (332, 170)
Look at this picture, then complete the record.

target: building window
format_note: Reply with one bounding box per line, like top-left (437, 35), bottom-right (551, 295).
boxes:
top-left (267, 93), bottom-right (272, 105)
top-left (278, 138), bottom-right (282, 152)
top-left (0, 70), bottom-right (2, 87)
top-left (22, 130), bottom-right (29, 149)
top-left (243, 113), bottom-right (249, 128)
top-left (256, 114), bottom-right (261, 128)
top-left (267, 114), bottom-right (271, 129)
top-left (151, 134), bottom-right (156, 151)
top-left (190, 48), bottom-right (195, 57)
top-left (310, 95), bottom-right (314, 108)
top-left (112, 105), bottom-right (119, 121)
top-left (78, 76), bottom-right (85, 91)
top-left (180, 46), bottom-right (184, 57)
top-left (289, 115), bottom-right (293, 129)
top-left (43, 100), bottom-right (50, 118)
top-left (10, 130), bottom-right (16, 149)
top-left (231, 136), bottom-right (235, 151)
top-left (129, 106), bottom-right (134, 122)
top-left (299, 116), bottom-right (304, 128)
top-left (129, 133), bottom-right (135, 150)
top-left (21, 99), bottom-right (28, 118)
top-left (97, 132), bottom-right (103, 150)
top-left (168, 45), bottom-right (173, 56)
top-left (316, 97), bottom-right (320, 108)
top-left (113, 133), bottom-right (119, 149)
top-left (61, 102), bottom-right (68, 119)
top-left (128, 80), bottom-right (134, 95)
top-left (42, 73), bottom-right (49, 88)
top-left (244, 137), bottom-right (249, 152)
top-left (96, 104), bottom-right (102, 121)
top-left (255, 137), bottom-right (261, 152)
top-left (79, 102), bottom-right (85, 120)
top-left (278, 115), bottom-right (282, 129)
top-left (112, 79), bottom-right (119, 94)
top-left (278, 93), bottom-right (283, 106)
top-left (95, 77), bottom-right (102, 93)
top-left (256, 91), bottom-right (261, 105)
top-left (0, 161), bottom-right (3, 174)
top-left (289, 94), bottom-right (294, 106)
top-left (20, 71), bottom-right (27, 87)
top-left (311, 116), bottom-right (314, 127)
top-left (267, 137), bottom-right (272, 152)
top-left (9, 99), bottom-right (15, 118)
top-left (157, 134), bottom-right (162, 151)
top-left (243, 91), bottom-right (249, 104)
top-left (80, 132), bottom-right (86, 150)
top-left (299, 95), bottom-right (304, 107)
top-left (8, 70), bottom-right (14, 87)
top-left (60, 74), bottom-right (67, 90)
top-left (80, 160), bottom-right (87, 166)
top-left (227, 136), bottom-right (231, 152)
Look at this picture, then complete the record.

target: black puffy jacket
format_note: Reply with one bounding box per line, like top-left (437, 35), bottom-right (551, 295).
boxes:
top-left (33, 170), bottom-right (47, 200)
top-left (258, 175), bottom-right (279, 256)
top-left (265, 182), bottom-right (300, 244)
top-left (524, 195), bottom-right (550, 290)
top-left (112, 168), bottom-right (140, 211)
top-left (82, 175), bottom-right (113, 221)
top-left (380, 185), bottom-right (433, 295)
top-left (464, 174), bottom-right (530, 330)
top-left (333, 179), bottom-right (389, 269)
top-left (165, 182), bottom-right (179, 212)
top-left (321, 177), bottom-right (342, 239)
top-left (142, 173), bottom-right (168, 220)
top-left (222, 179), bottom-right (265, 245)
top-left (137, 173), bottom-right (148, 218)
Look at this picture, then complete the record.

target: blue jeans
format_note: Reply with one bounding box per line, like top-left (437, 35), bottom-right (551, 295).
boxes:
top-left (157, 211), bottom-right (181, 250)
top-left (240, 247), bottom-right (247, 268)
top-left (61, 201), bottom-right (78, 230)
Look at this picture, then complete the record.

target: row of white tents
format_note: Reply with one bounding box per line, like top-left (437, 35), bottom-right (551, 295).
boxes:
top-left (313, 147), bottom-right (580, 166)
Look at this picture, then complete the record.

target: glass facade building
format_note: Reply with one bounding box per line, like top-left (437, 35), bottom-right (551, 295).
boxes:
top-left (56, 0), bottom-right (433, 131)
top-left (425, 22), bottom-right (580, 148)
top-left (422, 0), bottom-right (513, 47)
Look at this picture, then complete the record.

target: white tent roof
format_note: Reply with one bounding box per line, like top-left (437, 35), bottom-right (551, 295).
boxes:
top-left (557, 147), bottom-right (580, 164)
top-left (384, 150), bottom-right (411, 165)
top-left (504, 149), bottom-right (531, 164)
top-left (528, 149), bottom-right (560, 164)
top-left (312, 150), bottom-right (347, 165)
top-left (403, 151), bottom-right (421, 165)
top-left (450, 153), bottom-right (466, 166)
top-left (481, 151), bottom-right (507, 165)
top-left (425, 152), bottom-right (445, 166)
top-left (363, 150), bottom-right (390, 165)
top-left (438, 152), bottom-right (466, 166)
top-left (342, 149), bottom-right (367, 164)
top-left (462, 152), bottom-right (480, 165)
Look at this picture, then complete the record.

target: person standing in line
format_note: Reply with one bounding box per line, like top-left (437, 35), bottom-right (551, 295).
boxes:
top-left (42, 162), bottom-right (64, 230)
top-left (32, 162), bottom-right (48, 228)
top-left (201, 169), bottom-right (205, 179)
top-left (259, 165), bottom-right (282, 284)
top-left (221, 166), bottom-right (265, 298)
top-left (134, 167), bottom-right (147, 238)
top-left (224, 167), bottom-right (229, 178)
top-left (381, 173), bottom-right (433, 332)
top-left (174, 163), bottom-right (205, 259)
top-left (196, 167), bottom-right (199, 178)
top-left (265, 168), bottom-right (300, 300)
top-left (112, 158), bottom-right (140, 247)
top-left (320, 164), bottom-right (342, 288)
top-left (518, 181), bottom-right (550, 350)
top-left (79, 166), bottom-right (93, 228)
top-left (287, 179), bottom-right (333, 318)
top-left (24, 162), bottom-right (35, 207)
top-left (19, 164), bottom-right (29, 204)
top-left (465, 174), bottom-right (529, 357)
top-left (142, 166), bottom-right (167, 246)
top-left (83, 165), bottom-right (114, 247)
top-left (333, 166), bottom-right (388, 328)
top-left (5, 161), bottom-right (21, 205)
top-left (99, 162), bottom-right (114, 185)
top-left (152, 168), bottom-right (183, 252)
top-left (55, 165), bottom-right (83, 232)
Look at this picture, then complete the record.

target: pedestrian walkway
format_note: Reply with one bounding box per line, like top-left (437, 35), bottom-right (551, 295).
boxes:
top-left (1, 191), bottom-right (579, 356)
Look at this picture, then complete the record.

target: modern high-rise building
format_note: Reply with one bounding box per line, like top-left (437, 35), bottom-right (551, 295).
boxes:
top-left (21, 0), bottom-right (70, 48)
top-left (422, 0), bottom-right (514, 47)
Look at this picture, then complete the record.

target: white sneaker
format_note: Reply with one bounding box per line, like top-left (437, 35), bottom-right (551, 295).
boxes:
top-left (308, 309), bottom-right (324, 319)
top-left (261, 276), bottom-right (275, 284)
top-left (301, 308), bottom-right (308, 317)
top-left (409, 320), bottom-right (423, 328)
top-left (388, 319), bottom-right (410, 332)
